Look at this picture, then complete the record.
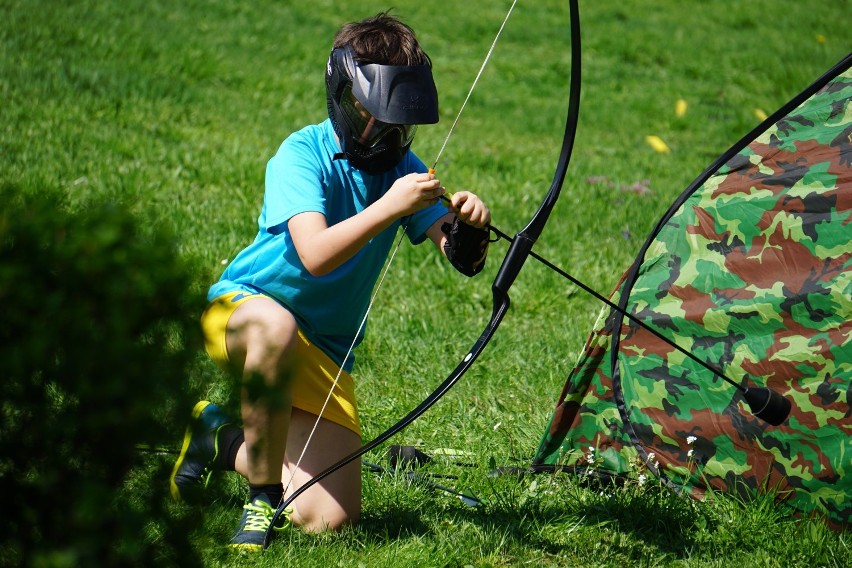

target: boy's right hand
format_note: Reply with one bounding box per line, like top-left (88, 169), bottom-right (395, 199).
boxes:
top-left (380, 172), bottom-right (445, 219)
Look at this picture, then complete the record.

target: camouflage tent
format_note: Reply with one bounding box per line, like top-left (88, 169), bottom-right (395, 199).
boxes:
top-left (533, 53), bottom-right (851, 528)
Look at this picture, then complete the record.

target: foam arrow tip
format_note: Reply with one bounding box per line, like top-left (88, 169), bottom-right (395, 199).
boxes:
top-left (742, 387), bottom-right (791, 426)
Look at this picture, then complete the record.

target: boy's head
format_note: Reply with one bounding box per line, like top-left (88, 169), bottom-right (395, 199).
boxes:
top-left (326, 12), bottom-right (439, 174)
top-left (332, 12), bottom-right (429, 66)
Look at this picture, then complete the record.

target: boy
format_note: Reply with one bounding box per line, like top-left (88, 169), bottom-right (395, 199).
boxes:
top-left (170, 12), bottom-right (491, 551)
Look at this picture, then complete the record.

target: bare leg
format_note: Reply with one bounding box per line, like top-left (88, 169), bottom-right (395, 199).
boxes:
top-left (225, 296), bottom-right (298, 485)
top-left (282, 408), bottom-right (362, 531)
top-left (233, 408), bottom-right (361, 531)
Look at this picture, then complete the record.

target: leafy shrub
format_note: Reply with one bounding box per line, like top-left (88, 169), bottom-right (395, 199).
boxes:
top-left (0, 188), bottom-right (205, 567)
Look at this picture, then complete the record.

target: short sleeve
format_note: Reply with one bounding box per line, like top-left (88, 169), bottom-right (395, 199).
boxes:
top-left (263, 135), bottom-right (328, 234)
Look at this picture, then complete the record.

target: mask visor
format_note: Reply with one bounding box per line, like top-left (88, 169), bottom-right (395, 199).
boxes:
top-left (339, 84), bottom-right (418, 149)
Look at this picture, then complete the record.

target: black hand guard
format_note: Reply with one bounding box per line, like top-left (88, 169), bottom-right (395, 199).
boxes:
top-left (441, 217), bottom-right (490, 277)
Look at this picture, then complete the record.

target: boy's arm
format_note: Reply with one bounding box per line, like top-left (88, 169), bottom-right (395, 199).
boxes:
top-left (289, 171), bottom-right (444, 276)
top-left (425, 212), bottom-right (455, 250)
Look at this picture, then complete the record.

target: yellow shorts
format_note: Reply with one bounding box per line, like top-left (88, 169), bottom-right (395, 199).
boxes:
top-left (201, 290), bottom-right (360, 436)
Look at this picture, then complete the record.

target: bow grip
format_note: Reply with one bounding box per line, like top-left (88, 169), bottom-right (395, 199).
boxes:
top-left (493, 232), bottom-right (535, 295)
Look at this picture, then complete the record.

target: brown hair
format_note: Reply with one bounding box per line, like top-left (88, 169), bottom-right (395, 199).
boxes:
top-left (333, 12), bottom-right (429, 66)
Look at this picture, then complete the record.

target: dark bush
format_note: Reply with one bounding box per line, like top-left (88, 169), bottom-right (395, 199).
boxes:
top-left (0, 188), bottom-right (205, 567)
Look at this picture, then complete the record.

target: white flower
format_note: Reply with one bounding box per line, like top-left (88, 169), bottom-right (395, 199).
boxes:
top-left (687, 435), bottom-right (697, 445)
top-left (638, 474), bottom-right (647, 486)
top-left (688, 449), bottom-right (695, 458)
top-left (647, 452), bottom-right (655, 462)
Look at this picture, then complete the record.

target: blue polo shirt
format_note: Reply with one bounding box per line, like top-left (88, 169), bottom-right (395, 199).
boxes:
top-left (209, 119), bottom-right (448, 370)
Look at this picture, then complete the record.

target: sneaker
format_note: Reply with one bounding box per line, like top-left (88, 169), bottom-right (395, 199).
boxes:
top-left (169, 400), bottom-right (235, 502)
top-left (228, 493), bottom-right (290, 552)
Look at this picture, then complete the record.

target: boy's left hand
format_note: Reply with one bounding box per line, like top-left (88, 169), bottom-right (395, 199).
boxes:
top-left (447, 191), bottom-right (491, 228)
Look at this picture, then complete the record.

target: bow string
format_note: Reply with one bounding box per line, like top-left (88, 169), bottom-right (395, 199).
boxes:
top-left (264, 0), bottom-right (581, 547)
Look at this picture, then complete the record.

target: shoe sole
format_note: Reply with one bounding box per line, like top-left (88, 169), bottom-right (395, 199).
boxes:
top-left (169, 400), bottom-right (212, 502)
top-left (228, 543), bottom-right (263, 552)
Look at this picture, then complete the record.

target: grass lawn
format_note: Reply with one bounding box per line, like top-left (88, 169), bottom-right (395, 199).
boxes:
top-left (2, 0), bottom-right (849, 565)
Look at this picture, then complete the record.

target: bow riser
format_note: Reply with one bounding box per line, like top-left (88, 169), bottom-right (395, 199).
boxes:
top-left (493, 233), bottom-right (535, 295)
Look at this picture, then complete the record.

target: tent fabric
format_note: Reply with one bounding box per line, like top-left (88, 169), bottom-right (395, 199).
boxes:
top-left (533, 55), bottom-right (851, 528)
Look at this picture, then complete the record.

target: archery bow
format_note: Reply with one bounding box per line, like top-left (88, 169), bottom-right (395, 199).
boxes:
top-left (264, 0), bottom-right (582, 547)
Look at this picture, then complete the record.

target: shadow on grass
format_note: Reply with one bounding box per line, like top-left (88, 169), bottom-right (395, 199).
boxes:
top-left (134, 451), bottom-right (711, 563)
top-left (359, 507), bottom-right (434, 539)
top-left (383, 471), bottom-right (704, 560)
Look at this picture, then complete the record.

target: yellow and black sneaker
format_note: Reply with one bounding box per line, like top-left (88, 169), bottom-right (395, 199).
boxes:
top-left (169, 400), bottom-right (235, 503)
top-left (228, 494), bottom-right (289, 552)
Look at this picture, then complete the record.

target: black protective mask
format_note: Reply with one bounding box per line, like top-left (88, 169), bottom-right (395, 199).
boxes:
top-left (326, 45), bottom-right (439, 174)
top-left (340, 129), bottom-right (410, 175)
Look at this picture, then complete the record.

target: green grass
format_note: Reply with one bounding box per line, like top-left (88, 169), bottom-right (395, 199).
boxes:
top-left (3, 0), bottom-right (850, 565)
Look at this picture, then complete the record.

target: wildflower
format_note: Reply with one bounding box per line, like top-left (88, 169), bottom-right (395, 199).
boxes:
top-left (638, 474), bottom-right (647, 486)
top-left (688, 449), bottom-right (695, 458)
top-left (687, 435), bottom-right (697, 445)
top-left (646, 452), bottom-right (660, 469)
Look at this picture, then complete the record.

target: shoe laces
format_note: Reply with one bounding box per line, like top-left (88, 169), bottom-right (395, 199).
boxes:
top-left (242, 499), bottom-right (290, 533)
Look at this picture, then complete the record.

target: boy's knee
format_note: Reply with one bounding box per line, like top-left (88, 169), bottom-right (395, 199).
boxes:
top-left (253, 310), bottom-right (299, 349)
top-left (240, 314), bottom-right (300, 373)
top-left (293, 503), bottom-right (359, 533)
top-left (227, 299), bottom-right (300, 371)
